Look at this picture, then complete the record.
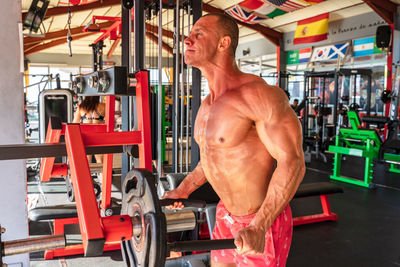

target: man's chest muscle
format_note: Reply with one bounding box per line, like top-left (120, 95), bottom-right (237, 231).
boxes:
top-left (194, 98), bottom-right (253, 148)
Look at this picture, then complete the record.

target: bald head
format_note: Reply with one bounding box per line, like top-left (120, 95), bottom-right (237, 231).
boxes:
top-left (203, 13), bottom-right (239, 56)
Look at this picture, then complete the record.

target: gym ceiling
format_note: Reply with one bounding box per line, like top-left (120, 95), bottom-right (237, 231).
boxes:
top-left (22, 0), bottom-right (400, 59)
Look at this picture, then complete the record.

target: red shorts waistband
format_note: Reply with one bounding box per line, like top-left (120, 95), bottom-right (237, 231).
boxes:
top-left (217, 201), bottom-right (257, 224)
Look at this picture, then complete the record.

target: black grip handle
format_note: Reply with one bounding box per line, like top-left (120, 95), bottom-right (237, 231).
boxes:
top-left (160, 199), bottom-right (206, 209)
top-left (167, 239), bottom-right (236, 252)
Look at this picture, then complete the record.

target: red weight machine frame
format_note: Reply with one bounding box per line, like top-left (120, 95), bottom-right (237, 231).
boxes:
top-left (292, 194), bottom-right (338, 226)
top-left (40, 92), bottom-right (116, 211)
top-left (41, 70), bottom-right (152, 258)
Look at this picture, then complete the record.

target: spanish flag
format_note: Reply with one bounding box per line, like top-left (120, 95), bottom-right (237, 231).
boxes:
top-left (293, 13), bottom-right (329, 45)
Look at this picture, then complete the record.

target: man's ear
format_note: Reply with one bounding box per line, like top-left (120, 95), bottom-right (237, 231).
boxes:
top-left (218, 36), bottom-right (232, 53)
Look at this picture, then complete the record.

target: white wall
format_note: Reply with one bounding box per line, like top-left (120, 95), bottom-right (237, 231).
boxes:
top-left (284, 12), bottom-right (386, 51)
top-left (0, 0), bottom-right (29, 266)
top-left (236, 11), bottom-right (387, 60)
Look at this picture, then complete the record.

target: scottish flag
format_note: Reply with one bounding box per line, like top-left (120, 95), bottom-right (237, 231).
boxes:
top-left (327, 42), bottom-right (349, 59)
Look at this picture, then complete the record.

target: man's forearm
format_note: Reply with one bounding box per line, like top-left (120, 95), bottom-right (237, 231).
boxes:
top-left (176, 162), bottom-right (207, 196)
top-left (251, 158), bottom-right (305, 231)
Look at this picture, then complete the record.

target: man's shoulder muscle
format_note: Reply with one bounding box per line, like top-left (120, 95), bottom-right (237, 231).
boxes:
top-left (236, 80), bottom-right (289, 122)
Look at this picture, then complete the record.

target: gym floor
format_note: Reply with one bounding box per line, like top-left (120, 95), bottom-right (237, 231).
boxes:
top-left (28, 153), bottom-right (400, 267)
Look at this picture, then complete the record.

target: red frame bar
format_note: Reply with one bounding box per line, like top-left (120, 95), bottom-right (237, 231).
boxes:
top-left (50, 163), bottom-right (68, 177)
top-left (40, 122), bottom-right (62, 181)
top-left (91, 16), bottom-right (121, 23)
top-left (93, 21), bottom-right (121, 44)
top-left (44, 70), bottom-right (152, 258)
top-left (40, 124), bottom-right (107, 182)
top-left (65, 124), bottom-right (105, 256)
top-left (81, 131), bottom-right (142, 146)
top-left (101, 95), bottom-right (115, 210)
top-left (276, 45), bottom-right (280, 87)
top-left (135, 71), bottom-right (153, 171)
top-left (384, 24), bottom-right (394, 140)
top-left (44, 216), bottom-right (128, 259)
top-left (292, 195), bottom-right (338, 226)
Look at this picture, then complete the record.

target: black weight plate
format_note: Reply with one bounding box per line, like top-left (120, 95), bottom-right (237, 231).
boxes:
top-left (121, 169), bottom-right (166, 267)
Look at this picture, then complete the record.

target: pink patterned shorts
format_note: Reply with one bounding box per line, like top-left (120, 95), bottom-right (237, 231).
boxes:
top-left (211, 202), bottom-right (293, 267)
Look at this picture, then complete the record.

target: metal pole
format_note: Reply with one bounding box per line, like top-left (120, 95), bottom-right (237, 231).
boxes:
top-left (173, 0), bottom-right (180, 172)
top-left (131, 0), bottom-right (145, 170)
top-left (134, 0), bottom-right (145, 72)
top-left (303, 74), bottom-right (308, 137)
top-left (367, 74), bottom-right (372, 116)
top-left (157, 0), bottom-right (163, 177)
top-left (333, 71), bottom-right (340, 133)
top-left (180, 5), bottom-right (185, 173)
top-left (121, 4), bottom-right (132, 179)
top-left (132, 211), bottom-right (196, 236)
top-left (3, 234), bottom-right (65, 256)
top-left (185, 3), bottom-right (191, 173)
top-left (190, 0), bottom-right (202, 170)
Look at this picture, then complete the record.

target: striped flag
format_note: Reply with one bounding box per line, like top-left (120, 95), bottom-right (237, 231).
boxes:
top-left (265, 0), bottom-right (308, 12)
top-left (299, 48), bottom-right (311, 63)
top-left (293, 13), bottom-right (329, 45)
top-left (239, 0), bottom-right (287, 18)
top-left (226, 5), bottom-right (268, 24)
top-left (286, 47), bottom-right (311, 64)
top-left (353, 37), bottom-right (382, 57)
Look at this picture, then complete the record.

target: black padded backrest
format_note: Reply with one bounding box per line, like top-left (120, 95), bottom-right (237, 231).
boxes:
top-left (294, 182), bottom-right (343, 199)
top-left (29, 205), bottom-right (77, 221)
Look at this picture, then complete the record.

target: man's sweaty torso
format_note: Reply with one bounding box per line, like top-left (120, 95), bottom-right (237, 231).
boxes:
top-left (194, 83), bottom-right (276, 216)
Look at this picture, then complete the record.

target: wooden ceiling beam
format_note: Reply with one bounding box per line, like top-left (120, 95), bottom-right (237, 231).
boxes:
top-left (24, 21), bottom-right (114, 46)
top-left (202, 3), bottom-right (282, 46)
top-left (107, 37), bottom-right (121, 59)
top-left (24, 31), bottom-right (92, 52)
top-left (22, 0), bottom-right (121, 21)
top-left (23, 1), bottom-right (283, 53)
top-left (25, 32), bottom-right (95, 56)
top-left (146, 23), bottom-right (174, 39)
top-left (364, 0), bottom-right (397, 24)
top-left (146, 32), bottom-right (174, 55)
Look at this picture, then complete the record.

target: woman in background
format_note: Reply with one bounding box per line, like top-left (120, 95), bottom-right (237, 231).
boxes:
top-left (73, 96), bottom-right (105, 163)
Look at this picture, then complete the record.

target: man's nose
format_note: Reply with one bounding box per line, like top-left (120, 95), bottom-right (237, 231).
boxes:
top-left (184, 37), bottom-right (192, 46)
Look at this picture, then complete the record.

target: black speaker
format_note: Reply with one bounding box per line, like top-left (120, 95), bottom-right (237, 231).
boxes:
top-left (376, 25), bottom-right (392, 48)
top-left (23, 0), bottom-right (50, 33)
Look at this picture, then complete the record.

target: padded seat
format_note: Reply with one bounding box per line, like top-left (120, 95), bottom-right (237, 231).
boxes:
top-left (29, 182), bottom-right (343, 223)
top-left (294, 182), bottom-right (343, 199)
top-left (29, 205), bottom-right (77, 221)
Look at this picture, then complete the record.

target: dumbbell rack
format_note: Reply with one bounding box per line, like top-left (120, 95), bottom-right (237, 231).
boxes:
top-left (43, 70), bottom-right (153, 259)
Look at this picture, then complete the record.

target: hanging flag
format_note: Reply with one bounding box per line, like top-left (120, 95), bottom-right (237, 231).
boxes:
top-left (226, 5), bottom-right (268, 24)
top-left (328, 42), bottom-right (349, 59)
top-left (299, 47), bottom-right (312, 63)
top-left (239, 0), bottom-right (287, 18)
top-left (287, 50), bottom-right (299, 64)
top-left (286, 47), bottom-right (311, 64)
top-left (310, 42), bottom-right (349, 62)
top-left (353, 36), bottom-right (383, 57)
top-left (265, 0), bottom-right (308, 12)
top-left (293, 13), bottom-right (329, 45)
